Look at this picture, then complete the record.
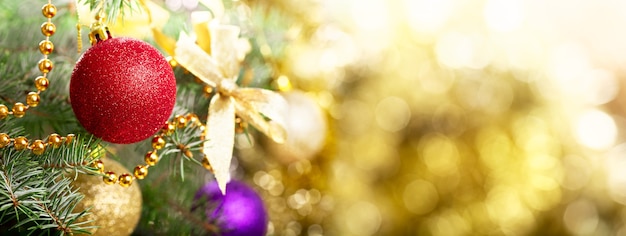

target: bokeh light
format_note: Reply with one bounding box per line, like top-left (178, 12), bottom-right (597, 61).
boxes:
top-left (575, 109), bottom-right (617, 150)
top-left (234, 0), bottom-right (626, 234)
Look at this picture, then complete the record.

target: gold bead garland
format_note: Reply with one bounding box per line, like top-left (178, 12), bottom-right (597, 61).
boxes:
top-left (94, 113), bottom-right (212, 187)
top-left (0, 1), bottom-right (56, 119)
top-left (0, 133), bottom-right (75, 155)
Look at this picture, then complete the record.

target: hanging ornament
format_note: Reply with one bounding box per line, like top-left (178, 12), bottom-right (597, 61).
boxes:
top-left (71, 159), bottom-right (142, 236)
top-left (70, 18), bottom-right (176, 144)
top-left (193, 180), bottom-right (268, 236)
top-left (266, 90), bottom-right (328, 163)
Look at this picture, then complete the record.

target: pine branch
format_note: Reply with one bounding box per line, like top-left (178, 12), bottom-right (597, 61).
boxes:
top-left (30, 174), bottom-right (91, 235)
top-left (41, 135), bottom-right (102, 174)
top-left (0, 122), bottom-right (99, 234)
top-left (79, 0), bottom-right (142, 24)
top-left (0, 150), bottom-right (44, 225)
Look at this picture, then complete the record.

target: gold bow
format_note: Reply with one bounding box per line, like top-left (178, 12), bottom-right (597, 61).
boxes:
top-left (174, 25), bottom-right (287, 194)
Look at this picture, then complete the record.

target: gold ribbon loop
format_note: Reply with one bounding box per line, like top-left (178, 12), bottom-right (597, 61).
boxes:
top-left (234, 98), bottom-right (287, 144)
top-left (204, 94), bottom-right (235, 194)
top-left (210, 24), bottom-right (240, 79)
top-left (175, 33), bottom-right (221, 87)
top-left (233, 88), bottom-right (288, 135)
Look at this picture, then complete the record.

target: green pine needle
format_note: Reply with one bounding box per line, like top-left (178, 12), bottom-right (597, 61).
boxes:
top-left (79, 0), bottom-right (141, 24)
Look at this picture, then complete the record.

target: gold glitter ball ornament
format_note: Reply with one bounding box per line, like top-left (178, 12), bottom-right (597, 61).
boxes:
top-left (71, 159), bottom-right (142, 236)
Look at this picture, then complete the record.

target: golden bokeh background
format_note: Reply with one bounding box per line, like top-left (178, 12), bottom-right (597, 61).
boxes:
top-left (244, 0), bottom-right (626, 235)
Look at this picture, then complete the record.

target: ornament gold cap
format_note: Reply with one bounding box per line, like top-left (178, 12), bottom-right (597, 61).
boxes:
top-left (88, 14), bottom-right (112, 45)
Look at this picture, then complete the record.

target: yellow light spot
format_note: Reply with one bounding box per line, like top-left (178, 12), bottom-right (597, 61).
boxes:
top-left (526, 154), bottom-right (558, 172)
top-left (403, 180), bottom-right (439, 215)
top-left (345, 201), bottom-right (382, 235)
top-left (427, 210), bottom-right (470, 235)
top-left (574, 109), bottom-right (616, 150)
top-left (276, 75), bottom-right (292, 91)
top-left (375, 96), bottom-right (411, 132)
top-left (316, 91), bottom-right (335, 109)
top-left (476, 126), bottom-right (513, 171)
top-left (486, 186), bottom-right (536, 234)
top-left (420, 133), bottom-right (459, 176)
top-left (308, 224), bottom-right (324, 236)
top-left (520, 133), bottom-right (560, 156)
top-left (563, 200), bottom-right (599, 235)
top-left (522, 186), bottom-right (562, 211)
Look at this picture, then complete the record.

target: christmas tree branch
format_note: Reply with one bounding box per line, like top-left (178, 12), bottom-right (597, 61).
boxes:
top-left (0, 114), bottom-right (98, 234)
top-left (0, 137), bottom-right (95, 234)
top-left (79, 0), bottom-right (141, 24)
top-left (31, 174), bottom-right (91, 235)
top-left (41, 161), bottom-right (89, 170)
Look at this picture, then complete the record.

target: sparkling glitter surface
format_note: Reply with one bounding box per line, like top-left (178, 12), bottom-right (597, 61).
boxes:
top-left (70, 37), bottom-right (176, 144)
top-left (71, 159), bottom-right (142, 236)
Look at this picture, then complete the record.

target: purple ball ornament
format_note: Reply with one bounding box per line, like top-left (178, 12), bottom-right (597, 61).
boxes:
top-left (194, 180), bottom-right (268, 236)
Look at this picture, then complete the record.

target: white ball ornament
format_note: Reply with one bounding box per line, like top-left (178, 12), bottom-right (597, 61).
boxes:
top-left (266, 91), bottom-right (328, 163)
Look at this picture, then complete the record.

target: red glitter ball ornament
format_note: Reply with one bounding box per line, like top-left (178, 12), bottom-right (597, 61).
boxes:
top-left (70, 37), bottom-right (176, 144)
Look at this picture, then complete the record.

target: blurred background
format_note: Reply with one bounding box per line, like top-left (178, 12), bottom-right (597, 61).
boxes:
top-left (229, 0), bottom-right (626, 235)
